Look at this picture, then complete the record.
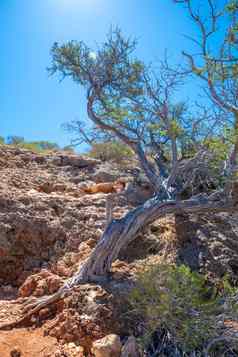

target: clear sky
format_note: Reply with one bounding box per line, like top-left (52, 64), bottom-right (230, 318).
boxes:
top-left (0, 0), bottom-right (217, 150)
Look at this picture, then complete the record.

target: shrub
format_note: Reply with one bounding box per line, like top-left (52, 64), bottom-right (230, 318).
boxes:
top-left (33, 140), bottom-right (59, 151)
top-left (62, 145), bottom-right (75, 153)
top-left (128, 264), bottom-right (238, 355)
top-left (88, 141), bottom-right (134, 163)
top-left (5, 139), bottom-right (60, 153)
top-left (17, 142), bottom-right (44, 153)
top-left (7, 136), bottom-right (25, 145)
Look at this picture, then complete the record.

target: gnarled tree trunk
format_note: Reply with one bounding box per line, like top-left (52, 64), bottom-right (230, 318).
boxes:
top-left (73, 193), bottom-right (234, 283)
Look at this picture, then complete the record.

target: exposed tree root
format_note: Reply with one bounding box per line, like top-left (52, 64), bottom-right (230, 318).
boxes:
top-left (0, 289), bottom-right (68, 330)
top-left (0, 276), bottom-right (109, 330)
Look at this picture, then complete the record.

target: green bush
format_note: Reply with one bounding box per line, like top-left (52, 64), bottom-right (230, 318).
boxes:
top-left (34, 140), bottom-right (59, 151)
top-left (2, 136), bottom-right (70, 153)
top-left (128, 264), bottom-right (238, 354)
top-left (16, 142), bottom-right (44, 153)
top-left (7, 136), bottom-right (25, 145)
top-left (88, 141), bottom-right (134, 162)
top-left (5, 138), bottom-right (60, 153)
top-left (62, 145), bottom-right (75, 153)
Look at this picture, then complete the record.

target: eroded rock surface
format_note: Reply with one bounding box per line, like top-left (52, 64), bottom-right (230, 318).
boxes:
top-left (0, 146), bottom-right (131, 286)
top-left (1, 145), bottom-right (238, 355)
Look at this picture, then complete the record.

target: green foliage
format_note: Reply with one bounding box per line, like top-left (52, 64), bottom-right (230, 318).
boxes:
top-left (226, 1), bottom-right (238, 13)
top-left (49, 29), bottom-right (148, 140)
top-left (204, 136), bottom-right (230, 162)
top-left (192, 65), bottom-right (205, 76)
top-left (33, 140), bottom-right (59, 151)
top-left (148, 118), bottom-right (184, 141)
top-left (0, 136), bottom-right (5, 144)
top-left (203, 128), bottom-right (236, 184)
top-left (169, 119), bottom-right (184, 138)
top-left (4, 136), bottom-right (61, 153)
top-left (7, 136), bottom-right (25, 145)
top-left (49, 29), bottom-right (145, 106)
top-left (62, 145), bottom-right (75, 153)
top-left (16, 141), bottom-right (59, 153)
top-left (18, 142), bottom-right (44, 153)
top-left (88, 141), bottom-right (134, 163)
top-left (128, 264), bottom-right (238, 353)
top-left (232, 63), bottom-right (238, 78)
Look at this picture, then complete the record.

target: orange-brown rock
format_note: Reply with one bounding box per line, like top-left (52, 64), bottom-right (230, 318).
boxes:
top-left (19, 270), bottom-right (62, 297)
top-left (1, 144), bottom-right (238, 355)
top-left (81, 180), bottom-right (125, 194)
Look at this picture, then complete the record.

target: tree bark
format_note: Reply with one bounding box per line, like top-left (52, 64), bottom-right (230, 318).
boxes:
top-left (66, 193), bottom-right (234, 286)
top-left (134, 143), bottom-right (166, 195)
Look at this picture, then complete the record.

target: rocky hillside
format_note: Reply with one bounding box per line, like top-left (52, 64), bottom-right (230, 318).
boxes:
top-left (0, 145), bottom-right (238, 356)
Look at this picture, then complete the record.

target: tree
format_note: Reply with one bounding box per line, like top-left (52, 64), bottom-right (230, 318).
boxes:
top-left (174, 0), bottom-right (238, 175)
top-left (7, 136), bottom-right (25, 145)
top-left (62, 118), bottom-right (113, 147)
top-left (1, 27), bottom-right (238, 329)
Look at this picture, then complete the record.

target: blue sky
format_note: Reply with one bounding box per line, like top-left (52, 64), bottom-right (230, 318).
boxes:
top-left (0, 0), bottom-right (219, 150)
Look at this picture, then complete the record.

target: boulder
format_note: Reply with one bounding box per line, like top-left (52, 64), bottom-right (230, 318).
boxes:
top-left (52, 154), bottom-right (100, 168)
top-left (124, 181), bottom-right (154, 205)
top-left (91, 334), bottom-right (122, 357)
top-left (19, 270), bottom-right (62, 297)
top-left (62, 343), bottom-right (85, 357)
top-left (92, 169), bottom-right (119, 183)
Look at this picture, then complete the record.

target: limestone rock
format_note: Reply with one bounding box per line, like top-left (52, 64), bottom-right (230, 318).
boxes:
top-left (1, 143), bottom-right (238, 352)
top-left (51, 154), bottom-right (100, 168)
top-left (91, 334), bottom-right (122, 357)
top-left (124, 181), bottom-right (154, 205)
top-left (62, 343), bottom-right (85, 357)
top-left (92, 169), bottom-right (119, 183)
top-left (19, 270), bottom-right (62, 297)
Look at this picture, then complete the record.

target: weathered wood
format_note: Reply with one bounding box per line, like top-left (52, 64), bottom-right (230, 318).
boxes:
top-left (105, 195), bottom-right (114, 226)
top-left (76, 193), bottom-right (234, 282)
